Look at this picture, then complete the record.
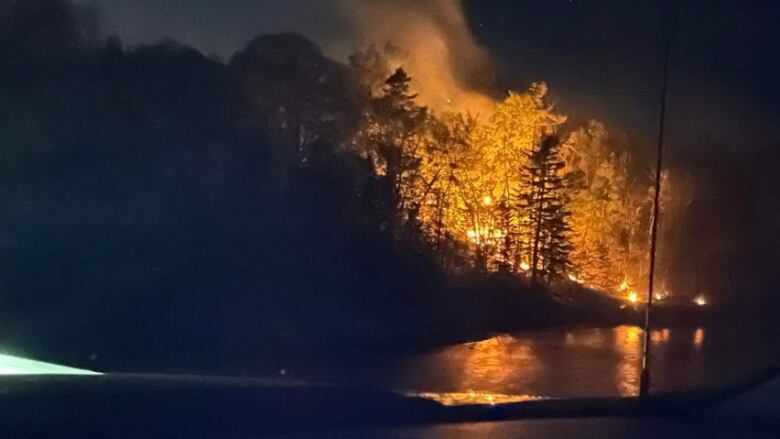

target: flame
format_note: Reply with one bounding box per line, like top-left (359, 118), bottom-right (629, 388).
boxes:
top-left (693, 295), bottom-right (707, 306)
top-left (619, 278), bottom-right (641, 304)
top-left (466, 226), bottom-right (504, 244)
top-left (482, 195), bottom-right (493, 206)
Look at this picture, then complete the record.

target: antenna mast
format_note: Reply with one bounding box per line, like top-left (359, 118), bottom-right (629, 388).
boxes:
top-left (639, 0), bottom-right (674, 400)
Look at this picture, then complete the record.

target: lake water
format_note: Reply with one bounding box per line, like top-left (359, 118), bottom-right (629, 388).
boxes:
top-left (256, 325), bottom-right (776, 405)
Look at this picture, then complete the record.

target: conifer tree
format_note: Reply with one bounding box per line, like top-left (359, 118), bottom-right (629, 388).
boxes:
top-left (518, 135), bottom-right (573, 283)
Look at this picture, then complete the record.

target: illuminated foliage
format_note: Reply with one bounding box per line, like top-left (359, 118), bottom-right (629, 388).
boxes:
top-left (561, 122), bottom-right (658, 297)
top-left (352, 68), bottom-right (667, 297)
top-left (564, 123), bottom-right (631, 291)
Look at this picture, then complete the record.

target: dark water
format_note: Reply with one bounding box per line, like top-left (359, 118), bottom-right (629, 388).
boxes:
top-left (257, 325), bottom-right (776, 405)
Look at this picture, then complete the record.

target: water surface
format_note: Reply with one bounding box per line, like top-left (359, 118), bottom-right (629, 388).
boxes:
top-left (257, 325), bottom-right (775, 405)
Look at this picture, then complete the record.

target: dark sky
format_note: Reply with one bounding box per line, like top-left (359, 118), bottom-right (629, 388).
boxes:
top-left (466, 0), bottom-right (780, 158)
top-left (94, 0), bottom-right (780, 158)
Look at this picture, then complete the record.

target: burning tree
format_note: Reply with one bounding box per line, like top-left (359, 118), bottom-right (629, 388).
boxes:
top-left (517, 135), bottom-right (573, 284)
top-left (563, 123), bottom-right (631, 290)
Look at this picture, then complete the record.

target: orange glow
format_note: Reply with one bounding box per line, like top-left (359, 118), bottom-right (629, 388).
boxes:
top-left (613, 326), bottom-right (642, 396)
top-left (650, 328), bottom-right (670, 343)
top-left (653, 288), bottom-right (671, 302)
top-left (627, 291), bottom-right (638, 304)
top-left (409, 391), bottom-right (543, 406)
top-left (482, 195), bottom-right (493, 206)
top-left (693, 327), bottom-right (705, 347)
top-left (417, 334), bottom-right (544, 402)
top-left (693, 295), bottom-right (707, 306)
top-left (338, 0), bottom-right (495, 116)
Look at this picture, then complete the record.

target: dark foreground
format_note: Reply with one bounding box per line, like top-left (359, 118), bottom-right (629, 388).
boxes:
top-left (0, 369), bottom-right (777, 438)
top-left (2, 273), bottom-right (714, 376)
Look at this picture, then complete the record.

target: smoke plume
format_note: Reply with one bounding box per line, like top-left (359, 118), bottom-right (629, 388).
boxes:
top-left (96, 0), bottom-right (495, 114)
top-left (330, 0), bottom-right (496, 115)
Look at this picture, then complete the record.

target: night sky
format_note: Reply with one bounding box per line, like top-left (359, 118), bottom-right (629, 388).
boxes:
top-left (95, 0), bottom-right (780, 157)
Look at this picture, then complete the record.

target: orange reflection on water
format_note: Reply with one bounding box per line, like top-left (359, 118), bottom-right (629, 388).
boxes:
top-left (570, 328), bottom-right (608, 348)
top-left (404, 334), bottom-right (547, 406)
top-left (613, 326), bottom-right (642, 396)
top-left (460, 335), bottom-right (540, 393)
top-left (693, 327), bottom-right (705, 349)
top-left (650, 328), bottom-right (671, 343)
top-left (415, 333), bottom-right (543, 402)
top-left (409, 391), bottom-right (544, 406)
top-left (408, 325), bottom-right (656, 402)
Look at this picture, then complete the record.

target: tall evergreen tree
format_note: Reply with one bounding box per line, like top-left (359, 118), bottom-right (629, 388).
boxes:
top-left (518, 135), bottom-right (573, 284)
top-left (359, 68), bottom-right (429, 225)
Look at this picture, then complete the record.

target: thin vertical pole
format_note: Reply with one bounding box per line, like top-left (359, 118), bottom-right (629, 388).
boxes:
top-left (639, 0), bottom-right (674, 400)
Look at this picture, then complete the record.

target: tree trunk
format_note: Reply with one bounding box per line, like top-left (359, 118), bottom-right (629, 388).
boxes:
top-left (531, 163), bottom-right (547, 284)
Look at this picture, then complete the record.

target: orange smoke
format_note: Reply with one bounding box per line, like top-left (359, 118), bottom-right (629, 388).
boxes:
top-left (331, 0), bottom-right (495, 115)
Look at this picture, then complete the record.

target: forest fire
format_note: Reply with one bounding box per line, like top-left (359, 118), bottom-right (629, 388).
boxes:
top-left (341, 0), bottom-right (686, 300)
top-left (6, 4), bottom-right (780, 429)
top-left (349, 65), bottom-right (673, 298)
